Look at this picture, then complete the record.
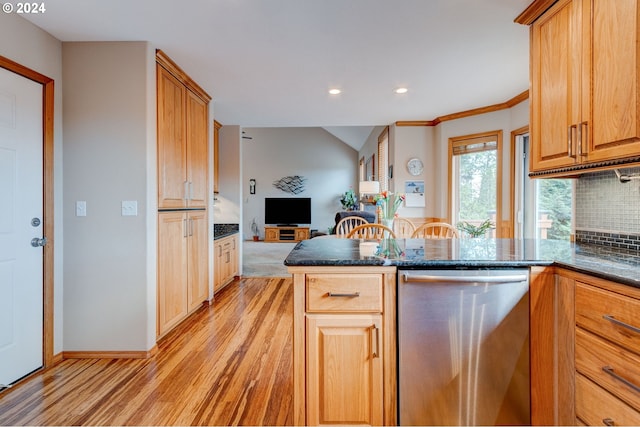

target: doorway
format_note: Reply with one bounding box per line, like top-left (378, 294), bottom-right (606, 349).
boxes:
top-left (0, 56), bottom-right (55, 386)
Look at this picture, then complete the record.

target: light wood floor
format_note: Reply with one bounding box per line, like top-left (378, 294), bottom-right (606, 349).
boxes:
top-left (0, 277), bottom-right (294, 426)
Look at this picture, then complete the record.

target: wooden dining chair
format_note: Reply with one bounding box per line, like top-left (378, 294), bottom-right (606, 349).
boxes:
top-left (335, 216), bottom-right (369, 237)
top-left (392, 217), bottom-right (416, 238)
top-left (411, 222), bottom-right (459, 239)
top-left (346, 223), bottom-right (396, 239)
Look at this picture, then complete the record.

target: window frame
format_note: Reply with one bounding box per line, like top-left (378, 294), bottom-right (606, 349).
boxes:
top-left (448, 130), bottom-right (503, 237)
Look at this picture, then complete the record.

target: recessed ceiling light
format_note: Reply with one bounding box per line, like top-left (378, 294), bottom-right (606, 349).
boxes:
top-left (394, 87), bottom-right (408, 94)
top-left (329, 88), bottom-right (341, 95)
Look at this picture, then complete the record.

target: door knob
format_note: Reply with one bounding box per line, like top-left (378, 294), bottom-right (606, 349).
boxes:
top-left (31, 237), bottom-right (47, 247)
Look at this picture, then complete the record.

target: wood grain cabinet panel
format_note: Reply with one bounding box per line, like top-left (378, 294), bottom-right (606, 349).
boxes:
top-left (529, 0), bottom-right (640, 175)
top-left (306, 314), bottom-right (383, 426)
top-left (157, 64), bottom-right (187, 208)
top-left (214, 234), bottom-right (238, 293)
top-left (157, 63), bottom-right (209, 209)
top-left (157, 211), bottom-right (189, 336)
top-left (576, 373), bottom-right (640, 426)
top-left (290, 267), bottom-right (396, 426)
top-left (158, 211), bottom-right (208, 337)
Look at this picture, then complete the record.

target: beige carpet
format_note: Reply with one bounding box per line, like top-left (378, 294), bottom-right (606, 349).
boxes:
top-left (242, 241), bottom-right (297, 277)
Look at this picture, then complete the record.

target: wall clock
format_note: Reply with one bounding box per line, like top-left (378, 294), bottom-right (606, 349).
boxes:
top-left (407, 158), bottom-right (424, 176)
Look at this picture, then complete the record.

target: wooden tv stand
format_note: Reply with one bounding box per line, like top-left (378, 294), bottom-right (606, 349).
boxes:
top-left (264, 226), bottom-right (310, 242)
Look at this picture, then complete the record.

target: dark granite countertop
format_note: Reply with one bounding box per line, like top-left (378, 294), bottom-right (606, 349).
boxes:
top-left (213, 223), bottom-right (239, 240)
top-left (284, 237), bottom-right (640, 288)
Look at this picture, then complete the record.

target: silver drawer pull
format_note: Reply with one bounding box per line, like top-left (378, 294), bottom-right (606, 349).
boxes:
top-left (603, 315), bottom-right (640, 334)
top-left (602, 366), bottom-right (640, 393)
top-left (327, 292), bottom-right (360, 298)
top-left (603, 418), bottom-right (615, 426)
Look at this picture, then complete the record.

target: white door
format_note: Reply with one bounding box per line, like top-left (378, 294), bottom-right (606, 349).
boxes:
top-left (0, 66), bottom-right (44, 386)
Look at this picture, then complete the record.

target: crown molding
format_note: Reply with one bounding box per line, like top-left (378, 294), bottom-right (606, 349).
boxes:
top-left (395, 90), bottom-right (529, 127)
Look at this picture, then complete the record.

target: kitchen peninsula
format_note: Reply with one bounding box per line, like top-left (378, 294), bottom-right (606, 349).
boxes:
top-left (286, 237), bottom-right (640, 426)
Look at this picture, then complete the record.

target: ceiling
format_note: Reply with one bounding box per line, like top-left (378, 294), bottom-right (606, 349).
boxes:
top-left (23, 0), bottom-right (532, 150)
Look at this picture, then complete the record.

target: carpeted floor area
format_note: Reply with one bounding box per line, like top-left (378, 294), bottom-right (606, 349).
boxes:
top-left (242, 241), bottom-right (297, 277)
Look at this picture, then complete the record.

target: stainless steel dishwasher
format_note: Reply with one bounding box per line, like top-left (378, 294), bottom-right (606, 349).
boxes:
top-left (398, 269), bottom-right (530, 426)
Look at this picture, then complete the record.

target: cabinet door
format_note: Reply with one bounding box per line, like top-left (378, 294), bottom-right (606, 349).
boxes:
top-left (187, 211), bottom-right (209, 312)
top-left (186, 90), bottom-right (208, 208)
top-left (229, 235), bottom-right (238, 278)
top-left (157, 65), bottom-right (187, 209)
top-left (213, 240), bottom-right (223, 292)
top-left (157, 211), bottom-right (189, 336)
top-left (295, 228), bottom-right (309, 241)
top-left (530, 0), bottom-right (582, 172)
top-left (587, 0), bottom-right (640, 162)
top-left (306, 314), bottom-right (383, 426)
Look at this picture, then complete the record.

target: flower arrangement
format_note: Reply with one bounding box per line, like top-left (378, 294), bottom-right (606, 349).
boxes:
top-left (340, 188), bottom-right (358, 210)
top-left (373, 191), bottom-right (405, 220)
top-left (457, 219), bottom-right (494, 238)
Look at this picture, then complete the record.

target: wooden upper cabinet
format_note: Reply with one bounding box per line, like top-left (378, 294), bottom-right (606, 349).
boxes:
top-left (156, 50), bottom-right (211, 209)
top-left (588, 0), bottom-right (640, 162)
top-left (186, 91), bottom-right (208, 208)
top-left (157, 64), bottom-right (188, 208)
top-left (529, 0), bottom-right (640, 174)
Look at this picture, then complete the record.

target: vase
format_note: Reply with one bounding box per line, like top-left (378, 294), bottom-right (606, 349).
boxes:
top-left (381, 218), bottom-right (394, 238)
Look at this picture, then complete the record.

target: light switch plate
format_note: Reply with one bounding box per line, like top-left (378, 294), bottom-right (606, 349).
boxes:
top-left (121, 200), bottom-right (138, 216)
top-left (76, 201), bottom-right (86, 217)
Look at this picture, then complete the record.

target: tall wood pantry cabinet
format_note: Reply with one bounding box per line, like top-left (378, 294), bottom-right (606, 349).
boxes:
top-left (156, 50), bottom-right (212, 338)
top-left (525, 0), bottom-right (640, 175)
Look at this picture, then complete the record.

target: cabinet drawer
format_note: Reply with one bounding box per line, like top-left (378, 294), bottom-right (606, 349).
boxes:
top-left (576, 373), bottom-right (640, 426)
top-left (575, 282), bottom-right (640, 354)
top-left (576, 328), bottom-right (640, 411)
top-left (306, 274), bottom-right (382, 312)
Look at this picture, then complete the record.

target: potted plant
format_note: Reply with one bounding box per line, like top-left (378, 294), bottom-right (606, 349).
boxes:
top-left (340, 188), bottom-right (358, 211)
top-left (250, 218), bottom-right (260, 241)
top-left (457, 219), bottom-right (494, 238)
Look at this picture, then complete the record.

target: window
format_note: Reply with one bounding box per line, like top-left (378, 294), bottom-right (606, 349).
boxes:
top-left (513, 131), bottom-right (573, 240)
top-left (449, 130), bottom-right (502, 237)
top-left (377, 127), bottom-right (389, 191)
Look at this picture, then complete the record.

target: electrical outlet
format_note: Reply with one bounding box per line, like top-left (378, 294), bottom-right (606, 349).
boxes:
top-left (76, 201), bottom-right (86, 217)
top-left (121, 200), bottom-right (138, 216)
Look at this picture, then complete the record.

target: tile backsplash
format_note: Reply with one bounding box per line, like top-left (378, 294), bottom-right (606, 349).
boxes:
top-left (575, 166), bottom-right (640, 249)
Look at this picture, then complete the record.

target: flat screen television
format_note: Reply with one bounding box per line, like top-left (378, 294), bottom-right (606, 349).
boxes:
top-left (265, 197), bottom-right (311, 225)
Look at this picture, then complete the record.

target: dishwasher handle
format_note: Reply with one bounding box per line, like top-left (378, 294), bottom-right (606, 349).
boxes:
top-left (402, 272), bottom-right (528, 284)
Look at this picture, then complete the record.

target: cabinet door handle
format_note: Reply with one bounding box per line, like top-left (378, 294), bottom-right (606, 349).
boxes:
top-left (189, 218), bottom-right (193, 236)
top-left (602, 366), bottom-right (640, 393)
top-left (183, 219), bottom-right (188, 238)
top-left (568, 124), bottom-right (577, 158)
top-left (578, 121), bottom-right (589, 157)
top-left (603, 418), bottom-right (615, 426)
top-left (372, 325), bottom-right (380, 358)
top-left (327, 292), bottom-right (360, 298)
top-left (603, 315), bottom-right (640, 334)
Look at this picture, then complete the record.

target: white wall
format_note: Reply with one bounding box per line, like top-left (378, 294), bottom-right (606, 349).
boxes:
top-left (433, 100), bottom-right (530, 222)
top-left (62, 42), bottom-right (156, 351)
top-left (389, 125), bottom-right (437, 218)
top-left (214, 125), bottom-right (242, 224)
top-left (242, 127), bottom-right (358, 238)
top-left (0, 13), bottom-right (65, 354)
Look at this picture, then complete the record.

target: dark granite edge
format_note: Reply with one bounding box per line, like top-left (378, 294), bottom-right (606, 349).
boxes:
top-left (214, 230), bottom-right (239, 240)
top-left (286, 258), bottom-right (639, 288)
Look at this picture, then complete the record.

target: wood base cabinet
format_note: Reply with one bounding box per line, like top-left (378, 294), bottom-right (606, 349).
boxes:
top-left (264, 226), bottom-right (309, 242)
top-left (157, 210), bottom-right (209, 337)
top-left (528, 0), bottom-right (640, 175)
top-left (289, 266), bottom-right (396, 426)
top-left (214, 234), bottom-right (238, 293)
